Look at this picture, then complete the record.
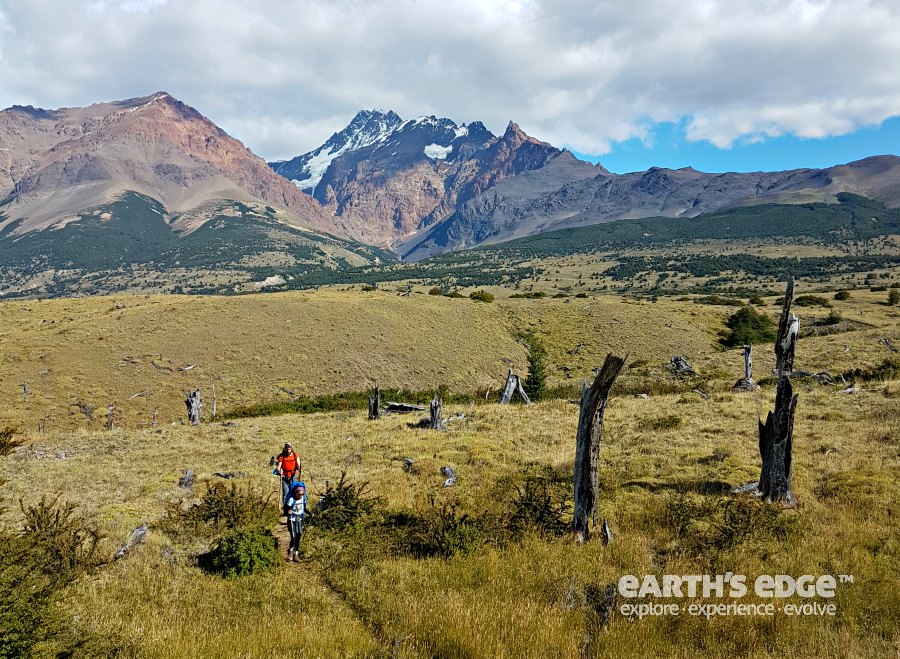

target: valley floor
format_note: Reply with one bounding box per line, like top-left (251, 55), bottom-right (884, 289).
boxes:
top-left (0, 288), bottom-right (898, 657)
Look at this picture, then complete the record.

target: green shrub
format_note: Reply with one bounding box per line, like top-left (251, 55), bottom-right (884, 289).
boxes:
top-left (843, 357), bottom-right (900, 382)
top-left (428, 286), bottom-right (442, 296)
top-left (523, 338), bottom-right (548, 402)
top-left (202, 527), bottom-right (280, 578)
top-left (0, 426), bottom-right (21, 456)
top-left (575, 292), bottom-right (588, 298)
top-left (794, 294), bottom-right (832, 308)
top-left (664, 494), bottom-right (796, 555)
top-left (720, 306), bottom-right (777, 347)
top-left (747, 296), bottom-right (766, 305)
top-left (1, 499), bottom-right (109, 657)
top-left (833, 290), bottom-right (851, 301)
top-left (888, 289), bottom-right (900, 306)
top-left (824, 309), bottom-right (843, 324)
top-left (469, 290), bottom-right (495, 303)
top-left (694, 295), bottom-right (744, 306)
top-left (162, 482), bottom-right (277, 542)
top-left (19, 496), bottom-right (103, 578)
top-left (445, 290), bottom-right (465, 299)
top-left (411, 502), bottom-right (486, 558)
top-left (312, 473), bottom-right (382, 532)
top-left (508, 467), bottom-right (571, 538)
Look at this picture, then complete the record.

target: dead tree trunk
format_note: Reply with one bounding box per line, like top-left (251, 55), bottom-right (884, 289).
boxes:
top-left (185, 389), bottom-right (202, 426)
top-left (573, 353), bottom-right (626, 543)
top-left (735, 278), bottom-right (799, 505)
top-left (500, 369), bottom-right (516, 403)
top-left (732, 344), bottom-right (758, 392)
top-left (105, 403), bottom-right (116, 430)
top-left (368, 383), bottom-right (380, 420)
top-left (429, 397), bottom-right (442, 430)
top-left (499, 369), bottom-right (531, 404)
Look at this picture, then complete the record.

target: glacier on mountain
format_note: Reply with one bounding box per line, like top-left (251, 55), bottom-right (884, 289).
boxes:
top-left (423, 143), bottom-right (453, 160)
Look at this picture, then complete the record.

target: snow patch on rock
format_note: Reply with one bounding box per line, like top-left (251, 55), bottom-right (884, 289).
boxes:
top-left (424, 143), bottom-right (453, 160)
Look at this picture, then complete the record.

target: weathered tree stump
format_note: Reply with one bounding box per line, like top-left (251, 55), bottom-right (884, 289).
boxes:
top-left (178, 468), bottom-right (194, 488)
top-left (429, 397), bottom-right (443, 430)
top-left (185, 389), bottom-right (202, 426)
top-left (499, 369), bottom-right (532, 404)
top-left (115, 524), bottom-right (148, 559)
top-left (735, 278), bottom-right (799, 505)
top-left (732, 344), bottom-right (759, 392)
top-left (670, 355), bottom-right (696, 378)
top-left (105, 403), bottom-right (116, 430)
top-left (368, 383), bottom-right (381, 420)
top-left (573, 353), bottom-right (626, 543)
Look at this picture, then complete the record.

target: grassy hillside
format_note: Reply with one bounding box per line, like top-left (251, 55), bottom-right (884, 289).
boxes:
top-left (2, 288), bottom-right (899, 432)
top-left (3, 193), bottom-right (898, 300)
top-left (0, 290), bottom-right (529, 431)
top-left (0, 192), bottom-right (395, 298)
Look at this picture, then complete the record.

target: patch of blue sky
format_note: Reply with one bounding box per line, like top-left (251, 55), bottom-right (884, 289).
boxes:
top-left (575, 116), bottom-right (900, 174)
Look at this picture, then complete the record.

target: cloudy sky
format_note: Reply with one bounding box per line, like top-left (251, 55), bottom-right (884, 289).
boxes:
top-left (1, 0), bottom-right (898, 172)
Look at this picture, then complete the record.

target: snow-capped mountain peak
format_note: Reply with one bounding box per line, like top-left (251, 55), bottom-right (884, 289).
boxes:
top-left (271, 109), bottom-right (404, 193)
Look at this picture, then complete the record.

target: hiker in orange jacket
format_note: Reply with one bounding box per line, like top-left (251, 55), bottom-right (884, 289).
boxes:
top-left (276, 442), bottom-right (302, 513)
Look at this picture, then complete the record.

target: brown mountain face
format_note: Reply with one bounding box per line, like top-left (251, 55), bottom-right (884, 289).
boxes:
top-left (400, 154), bottom-right (900, 260)
top-left (269, 111), bottom-right (560, 246)
top-left (0, 92), bottom-right (340, 236)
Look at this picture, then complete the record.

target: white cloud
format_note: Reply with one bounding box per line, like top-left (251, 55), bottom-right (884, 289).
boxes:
top-left (0, 0), bottom-right (898, 160)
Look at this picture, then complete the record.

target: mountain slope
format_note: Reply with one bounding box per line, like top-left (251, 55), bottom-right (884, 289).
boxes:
top-left (269, 111), bottom-right (560, 245)
top-left (0, 92), bottom-right (341, 237)
top-left (401, 155), bottom-right (900, 260)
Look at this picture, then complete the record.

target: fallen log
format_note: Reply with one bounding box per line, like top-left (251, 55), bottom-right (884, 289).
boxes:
top-left (384, 402), bottom-right (426, 414)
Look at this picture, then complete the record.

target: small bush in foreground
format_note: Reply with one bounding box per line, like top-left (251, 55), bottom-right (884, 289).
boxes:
top-left (312, 473), bottom-right (382, 532)
top-left (201, 527), bottom-right (280, 578)
top-left (833, 290), bottom-right (851, 300)
top-left (508, 467), bottom-right (571, 538)
top-left (162, 482), bottom-right (277, 542)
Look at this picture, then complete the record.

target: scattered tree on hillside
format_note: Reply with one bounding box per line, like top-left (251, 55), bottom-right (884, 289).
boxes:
top-left (720, 306), bottom-right (777, 347)
top-left (523, 338), bottom-right (548, 402)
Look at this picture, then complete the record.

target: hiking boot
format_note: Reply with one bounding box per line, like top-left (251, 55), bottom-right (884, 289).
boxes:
top-left (291, 551), bottom-right (299, 562)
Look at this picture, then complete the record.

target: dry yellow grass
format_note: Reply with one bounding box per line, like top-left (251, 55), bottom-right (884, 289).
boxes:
top-left (3, 384), bottom-right (898, 657)
top-left (1, 289), bottom-right (899, 657)
top-left (0, 290), bottom-right (526, 431)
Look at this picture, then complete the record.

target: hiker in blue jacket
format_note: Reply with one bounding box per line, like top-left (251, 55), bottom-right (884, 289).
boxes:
top-left (286, 482), bottom-right (307, 562)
